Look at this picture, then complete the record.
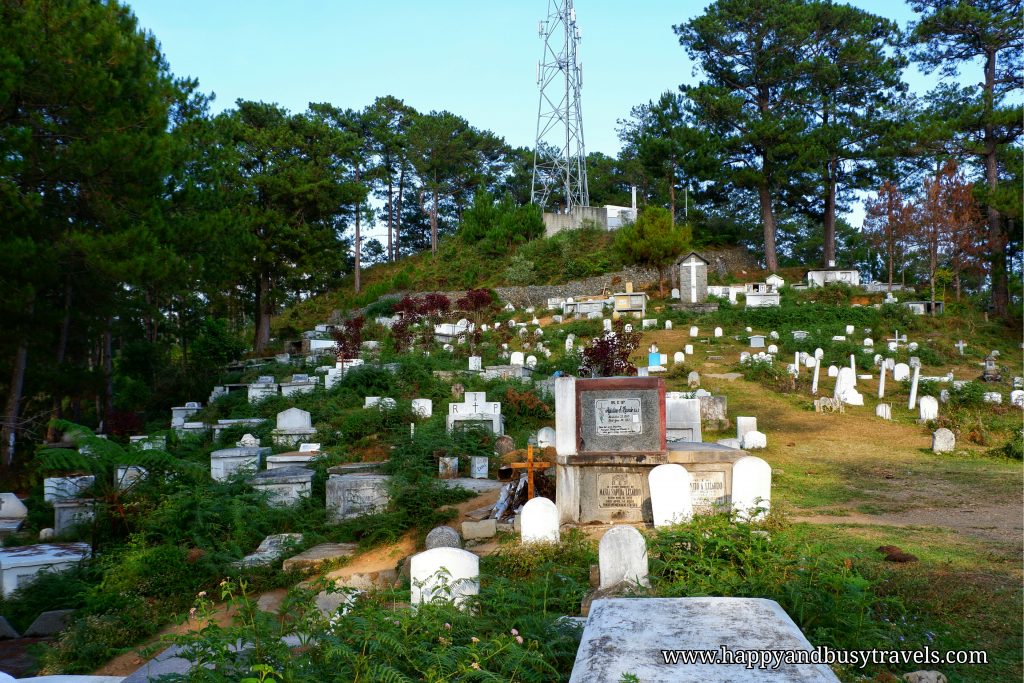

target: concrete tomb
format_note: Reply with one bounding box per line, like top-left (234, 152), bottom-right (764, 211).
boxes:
top-left (446, 391), bottom-right (504, 435)
top-left (665, 393), bottom-right (702, 443)
top-left (0, 543), bottom-right (90, 598)
top-left (598, 525), bottom-right (650, 589)
top-left (249, 466), bottom-right (314, 507)
top-left (210, 445), bottom-right (269, 481)
top-left (569, 597), bottom-right (839, 683)
top-left (272, 407), bottom-right (317, 448)
top-left (326, 473), bottom-right (390, 522)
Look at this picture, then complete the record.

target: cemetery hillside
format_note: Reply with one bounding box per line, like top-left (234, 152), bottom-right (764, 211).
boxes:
top-left (1, 1), bottom-right (1022, 683)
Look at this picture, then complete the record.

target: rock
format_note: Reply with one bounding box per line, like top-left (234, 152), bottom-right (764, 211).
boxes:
top-left (0, 616), bottom-right (19, 639)
top-left (902, 672), bottom-right (948, 683)
top-left (38, 527), bottom-right (55, 541)
top-left (23, 608), bottom-right (75, 636)
top-left (932, 428), bottom-right (955, 453)
top-left (462, 518), bottom-right (497, 540)
top-left (281, 542), bottom-right (358, 573)
top-left (425, 526), bottom-right (462, 550)
top-left (493, 435), bottom-right (516, 456)
top-left (451, 383), bottom-right (465, 399)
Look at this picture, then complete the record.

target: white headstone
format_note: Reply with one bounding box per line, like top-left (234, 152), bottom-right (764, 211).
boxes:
top-left (520, 496), bottom-right (559, 543)
top-left (814, 348), bottom-right (824, 360)
top-left (510, 351), bottom-right (525, 366)
top-left (1011, 390), bottom-right (1024, 408)
top-left (811, 357), bottom-right (821, 395)
top-left (736, 416), bottom-right (757, 441)
top-left (237, 433), bottom-right (261, 448)
top-left (298, 442), bottom-right (321, 453)
top-left (409, 547), bottom-right (479, 608)
top-left (983, 391), bottom-right (1002, 404)
top-left (714, 327), bottom-right (723, 338)
top-left (537, 426), bottom-right (556, 449)
top-left (671, 288), bottom-right (680, 299)
top-left (673, 352), bottom-right (684, 364)
top-left (834, 367), bottom-right (864, 406)
top-left (689, 326), bottom-right (699, 337)
top-left (648, 465), bottom-right (692, 527)
top-left (598, 526), bottom-right (650, 589)
top-left (741, 430), bottom-right (767, 449)
top-left (525, 355), bottom-right (538, 368)
top-left (907, 365), bottom-right (921, 410)
top-left (732, 455), bottom-right (772, 521)
top-left (664, 320), bottom-right (672, 330)
top-left (919, 396), bottom-right (939, 421)
top-left (412, 398), bottom-right (433, 418)
top-left (684, 344), bottom-right (694, 355)
top-left (277, 407), bottom-right (312, 430)
top-left (767, 344), bottom-right (778, 354)
top-left (932, 428), bottom-right (955, 453)
top-left (468, 356), bottom-right (482, 371)
top-left (845, 325), bottom-right (854, 335)
top-left (827, 365), bottom-right (839, 378)
top-left (893, 363), bottom-right (910, 382)
top-left (875, 403), bottom-right (892, 420)
top-left (877, 362), bottom-right (887, 399)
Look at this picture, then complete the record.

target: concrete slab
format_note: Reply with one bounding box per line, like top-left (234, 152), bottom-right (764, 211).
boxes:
top-left (281, 543), bottom-right (358, 573)
top-left (569, 597), bottom-right (839, 683)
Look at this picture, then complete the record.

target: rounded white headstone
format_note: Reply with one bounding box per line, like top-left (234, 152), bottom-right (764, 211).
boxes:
top-left (893, 363), bottom-right (910, 381)
top-left (673, 351), bottom-right (684, 364)
top-left (827, 365), bottom-right (839, 378)
top-left (684, 344), bottom-right (694, 355)
top-left (520, 496), bottom-right (560, 543)
top-left (875, 403), bottom-right (892, 420)
top-left (410, 547), bottom-right (479, 607)
top-left (714, 327), bottom-right (723, 337)
top-left (732, 455), bottom-right (772, 521)
top-left (598, 525), bottom-right (650, 589)
top-left (918, 395), bottom-right (939, 421)
top-left (741, 430), bottom-right (767, 450)
top-left (648, 464), bottom-right (693, 527)
top-left (689, 326), bottom-right (699, 337)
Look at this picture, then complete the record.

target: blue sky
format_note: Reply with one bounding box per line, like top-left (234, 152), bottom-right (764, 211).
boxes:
top-left (128, 0), bottom-right (943, 156)
top-left (126, 1), bottom-right (953, 238)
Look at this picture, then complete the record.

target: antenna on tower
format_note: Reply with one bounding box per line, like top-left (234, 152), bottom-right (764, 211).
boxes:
top-left (531, 0), bottom-right (589, 212)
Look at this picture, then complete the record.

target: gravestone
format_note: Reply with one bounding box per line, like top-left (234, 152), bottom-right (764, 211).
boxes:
top-left (665, 393), bottom-right (702, 442)
top-left (412, 398), bottom-right (433, 418)
top-left (827, 365), bottom-right (839, 378)
top-left (670, 287), bottom-right (680, 299)
top-left (43, 475), bottom-right (94, 503)
top-left (932, 428), bottom-right (955, 453)
top-left (687, 371), bottom-right (700, 388)
top-left (537, 426), bottom-right (556, 448)
top-left (237, 433), bottom-right (261, 447)
top-left (410, 547), bottom-right (479, 608)
top-left (648, 464), bottom-right (692, 527)
top-left (875, 404), bottom-right (892, 420)
top-left (673, 351), bottom-right (684, 364)
top-left (469, 455), bottom-right (489, 479)
top-left (598, 526), bottom-right (650, 589)
top-left (520, 496), bottom-right (559, 543)
top-left (1011, 390), bottom-right (1024, 408)
top-left (834, 367), bottom-right (864, 406)
top-left (919, 396), bottom-right (939, 421)
top-left (439, 456), bottom-right (459, 479)
top-left (735, 416), bottom-right (757, 442)
top-left (731, 455), bottom-right (771, 521)
top-left (677, 252), bottom-right (709, 304)
top-left (750, 335), bottom-right (766, 348)
top-left (53, 498), bottom-right (93, 534)
top-left (689, 326), bottom-right (699, 337)
top-left (510, 351), bottom-right (525, 366)
top-left (569, 598), bottom-right (840, 683)
top-left (326, 473), bottom-right (390, 522)
top-left (425, 526), bottom-right (462, 550)
top-left (664, 320), bottom-right (672, 330)
top-left (684, 344), bottom-right (694, 355)
top-left (272, 407), bottom-right (317, 447)
top-left (893, 363), bottom-right (910, 381)
top-left (468, 356), bottom-right (482, 371)
top-left (983, 391), bottom-right (1002, 404)
top-left (446, 391), bottom-right (504, 435)
top-left (741, 430), bottom-right (767, 449)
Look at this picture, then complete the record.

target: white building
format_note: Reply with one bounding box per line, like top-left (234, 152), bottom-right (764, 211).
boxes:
top-left (744, 282), bottom-right (780, 308)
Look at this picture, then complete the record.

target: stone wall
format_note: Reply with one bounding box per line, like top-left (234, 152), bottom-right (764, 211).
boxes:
top-left (340, 246), bottom-right (757, 319)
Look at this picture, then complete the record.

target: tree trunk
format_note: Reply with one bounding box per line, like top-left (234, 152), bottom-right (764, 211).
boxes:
top-left (396, 164), bottom-right (406, 258)
top-left (757, 182), bottom-right (779, 272)
top-left (668, 166), bottom-right (676, 224)
top-left (929, 234), bottom-right (937, 318)
top-left (254, 271), bottom-right (273, 355)
top-left (354, 163), bottom-right (362, 294)
top-left (101, 319), bottom-right (114, 431)
top-left (387, 176), bottom-right (394, 262)
top-left (983, 48), bottom-right (1007, 316)
top-left (47, 281), bottom-right (74, 443)
top-left (430, 186), bottom-right (439, 254)
top-left (823, 160), bottom-right (837, 266)
top-left (2, 333), bottom-right (30, 467)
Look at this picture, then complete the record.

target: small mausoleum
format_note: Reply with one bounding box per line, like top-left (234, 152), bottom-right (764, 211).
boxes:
top-left (806, 262), bottom-right (860, 288)
top-left (676, 252), bottom-right (708, 305)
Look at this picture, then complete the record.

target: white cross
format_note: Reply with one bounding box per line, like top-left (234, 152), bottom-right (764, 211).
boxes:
top-left (955, 340), bottom-right (967, 356)
top-left (682, 257), bottom-right (701, 304)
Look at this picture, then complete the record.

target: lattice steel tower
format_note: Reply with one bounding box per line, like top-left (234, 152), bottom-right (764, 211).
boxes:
top-left (531, 0), bottom-right (589, 211)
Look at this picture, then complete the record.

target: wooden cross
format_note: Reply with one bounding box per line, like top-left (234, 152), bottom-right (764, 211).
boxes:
top-left (508, 442), bottom-right (551, 500)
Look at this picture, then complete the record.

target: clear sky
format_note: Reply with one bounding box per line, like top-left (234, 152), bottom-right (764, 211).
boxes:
top-left (127, 0), bottom-right (943, 156)
top-left (126, 0), bottom-right (953, 238)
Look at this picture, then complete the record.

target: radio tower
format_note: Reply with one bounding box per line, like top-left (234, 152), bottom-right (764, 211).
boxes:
top-left (531, 0), bottom-right (589, 211)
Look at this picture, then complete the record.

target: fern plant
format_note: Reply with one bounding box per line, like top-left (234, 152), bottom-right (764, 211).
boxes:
top-left (35, 419), bottom-right (200, 550)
